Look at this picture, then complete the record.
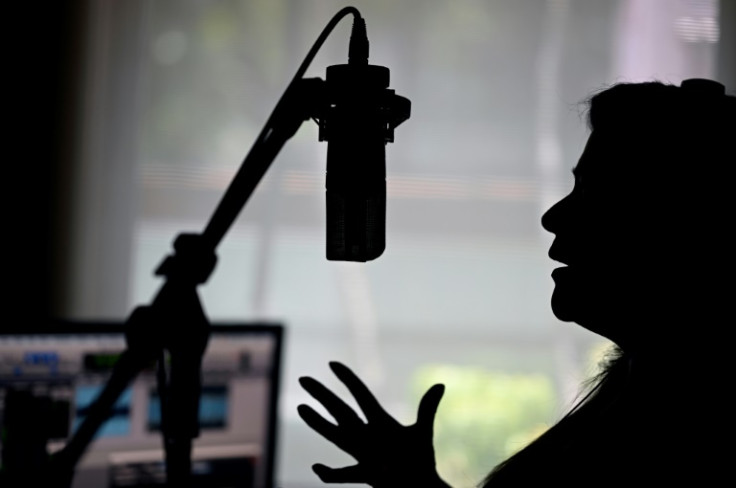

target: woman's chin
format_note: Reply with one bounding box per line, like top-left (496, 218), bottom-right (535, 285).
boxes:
top-left (550, 292), bottom-right (577, 323)
top-left (551, 292), bottom-right (621, 343)
top-left (550, 273), bottom-right (581, 323)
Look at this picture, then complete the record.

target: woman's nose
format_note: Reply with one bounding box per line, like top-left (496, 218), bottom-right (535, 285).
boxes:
top-left (541, 194), bottom-right (569, 234)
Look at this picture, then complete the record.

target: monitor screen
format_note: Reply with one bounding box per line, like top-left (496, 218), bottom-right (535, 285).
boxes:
top-left (0, 320), bottom-right (283, 488)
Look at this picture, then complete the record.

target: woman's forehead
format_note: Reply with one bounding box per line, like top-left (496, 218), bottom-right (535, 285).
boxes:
top-left (572, 130), bottom-right (621, 179)
top-left (572, 132), bottom-right (597, 177)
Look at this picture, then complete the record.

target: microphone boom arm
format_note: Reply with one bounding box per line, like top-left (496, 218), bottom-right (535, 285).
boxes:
top-left (202, 77), bottom-right (327, 250)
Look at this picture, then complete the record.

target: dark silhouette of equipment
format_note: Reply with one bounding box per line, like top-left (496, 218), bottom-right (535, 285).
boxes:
top-left (0, 6), bottom-right (410, 488)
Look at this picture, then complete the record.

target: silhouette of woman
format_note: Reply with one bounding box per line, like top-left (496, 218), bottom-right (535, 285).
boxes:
top-left (297, 79), bottom-right (736, 487)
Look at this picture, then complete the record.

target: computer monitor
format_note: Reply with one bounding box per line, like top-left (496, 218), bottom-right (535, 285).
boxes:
top-left (0, 319), bottom-right (284, 488)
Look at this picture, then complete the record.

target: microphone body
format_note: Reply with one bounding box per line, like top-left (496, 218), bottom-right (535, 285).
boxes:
top-left (322, 64), bottom-right (391, 262)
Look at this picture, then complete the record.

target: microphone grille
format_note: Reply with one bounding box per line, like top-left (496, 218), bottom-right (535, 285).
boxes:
top-left (326, 189), bottom-right (385, 262)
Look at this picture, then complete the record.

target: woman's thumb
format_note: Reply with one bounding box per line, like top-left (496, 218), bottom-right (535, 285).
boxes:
top-left (417, 384), bottom-right (445, 429)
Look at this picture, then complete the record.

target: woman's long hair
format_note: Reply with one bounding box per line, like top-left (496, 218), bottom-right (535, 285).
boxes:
top-left (480, 346), bottom-right (630, 486)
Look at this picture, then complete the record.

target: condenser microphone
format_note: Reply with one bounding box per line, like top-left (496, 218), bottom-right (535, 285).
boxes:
top-left (319, 15), bottom-right (410, 262)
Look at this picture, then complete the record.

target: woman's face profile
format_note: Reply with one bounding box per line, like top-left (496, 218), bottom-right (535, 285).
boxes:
top-left (541, 130), bottom-right (640, 347)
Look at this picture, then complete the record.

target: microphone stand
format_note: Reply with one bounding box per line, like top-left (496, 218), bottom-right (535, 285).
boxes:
top-left (47, 75), bottom-right (324, 487)
top-left (10, 6), bottom-right (408, 487)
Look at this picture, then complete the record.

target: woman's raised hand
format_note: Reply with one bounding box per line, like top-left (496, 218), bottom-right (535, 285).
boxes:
top-left (297, 361), bottom-right (450, 487)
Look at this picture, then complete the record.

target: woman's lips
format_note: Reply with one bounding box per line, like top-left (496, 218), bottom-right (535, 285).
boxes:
top-left (551, 266), bottom-right (571, 280)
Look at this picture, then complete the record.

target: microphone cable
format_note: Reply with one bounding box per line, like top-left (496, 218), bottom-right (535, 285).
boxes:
top-left (258, 6), bottom-right (365, 146)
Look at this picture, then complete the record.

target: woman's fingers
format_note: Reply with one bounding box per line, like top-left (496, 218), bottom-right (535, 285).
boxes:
top-left (297, 404), bottom-right (344, 447)
top-left (313, 463), bottom-right (365, 484)
top-left (416, 383), bottom-right (445, 431)
top-left (299, 364), bottom-right (444, 487)
top-left (299, 376), bottom-right (364, 427)
top-left (329, 361), bottom-right (392, 423)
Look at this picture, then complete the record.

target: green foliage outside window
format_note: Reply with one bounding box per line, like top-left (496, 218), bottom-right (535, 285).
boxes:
top-left (412, 365), bottom-right (557, 487)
